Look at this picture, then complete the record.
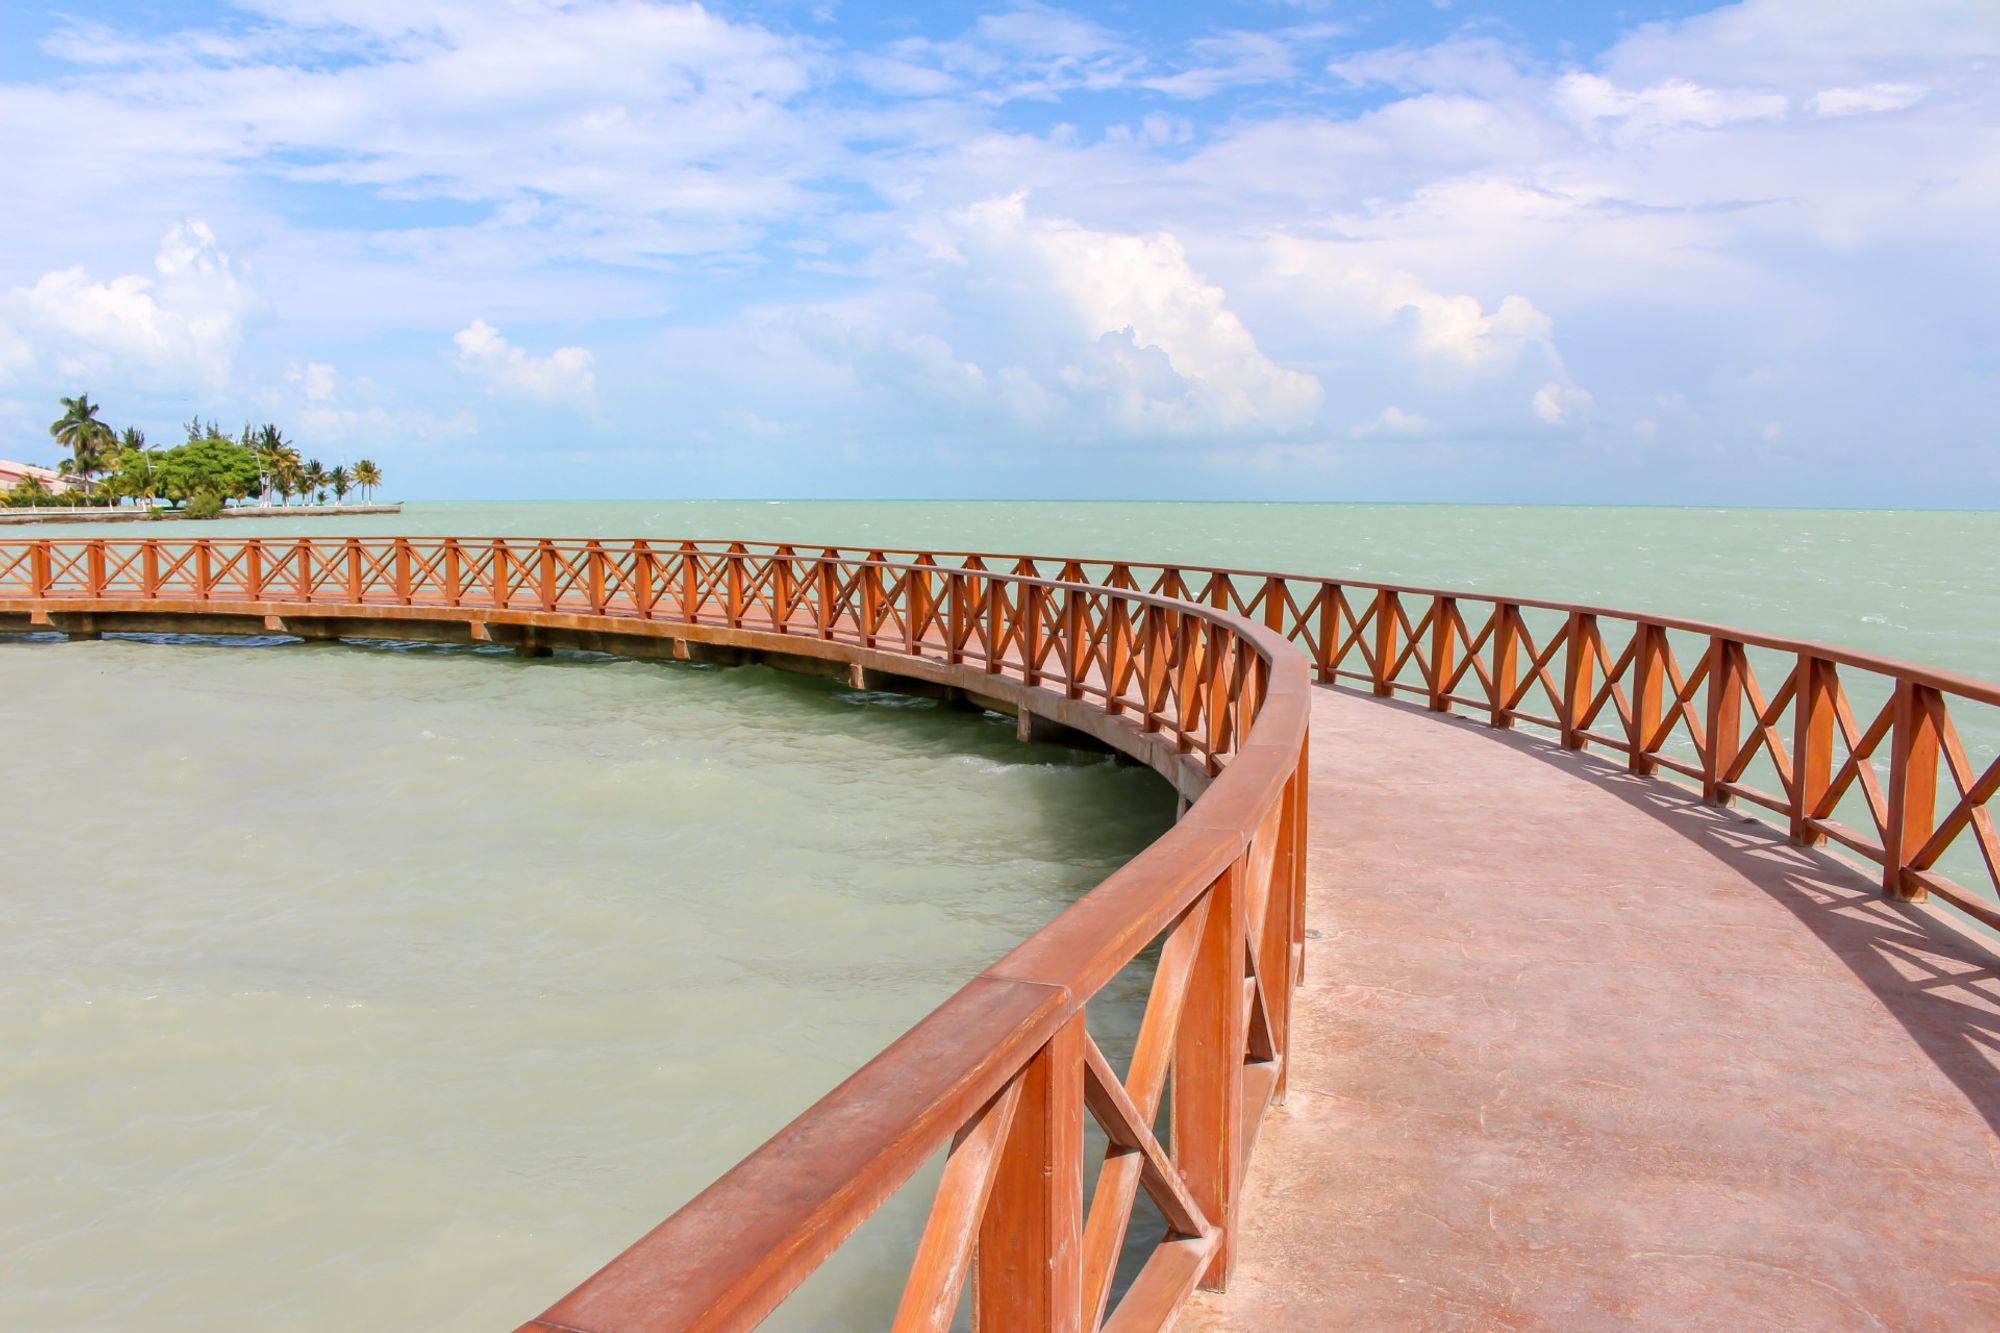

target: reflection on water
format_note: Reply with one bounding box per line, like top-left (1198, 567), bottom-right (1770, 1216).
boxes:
top-left (0, 634), bottom-right (1173, 1329)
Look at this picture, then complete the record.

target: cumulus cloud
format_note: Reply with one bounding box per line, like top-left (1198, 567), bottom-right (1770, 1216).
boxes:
top-left (1351, 405), bottom-right (1434, 439)
top-left (453, 320), bottom-right (596, 406)
top-left (1808, 83), bottom-right (1923, 116)
top-left (938, 195), bottom-right (1323, 435)
top-left (1532, 382), bottom-right (1593, 425)
top-left (5, 221), bottom-right (255, 389)
top-left (1265, 240), bottom-right (1558, 375)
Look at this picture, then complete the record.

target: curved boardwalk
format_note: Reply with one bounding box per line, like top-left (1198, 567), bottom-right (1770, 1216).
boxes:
top-left (1188, 686), bottom-right (2000, 1330)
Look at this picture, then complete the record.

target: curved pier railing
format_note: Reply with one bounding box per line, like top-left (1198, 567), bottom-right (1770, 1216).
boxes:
top-left (0, 536), bottom-right (1312, 1332)
top-left (603, 538), bottom-right (2000, 931)
top-left (5, 533), bottom-right (1998, 1326)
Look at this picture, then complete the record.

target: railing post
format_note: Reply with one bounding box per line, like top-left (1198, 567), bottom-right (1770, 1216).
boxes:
top-left (344, 538), bottom-right (362, 603)
top-left (1261, 576), bottom-right (1285, 637)
top-left (587, 542), bottom-right (607, 615)
top-left (143, 542), bottom-right (159, 599)
top-left (817, 558), bottom-right (835, 639)
top-left (633, 542), bottom-right (656, 620)
top-left (1629, 623), bottom-right (1665, 775)
top-left (1063, 586), bottom-right (1084, 699)
top-left (727, 543), bottom-right (747, 627)
top-left (1022, 583), bottom-right (1044, 686)
top-left (395, 538), bottom-right (412, 605)
top-left (1371, 590), bottom-right (1398, 697)
top-left (1703, 636), bottom-right (1743, 804)
top-left (1490, 602), bottom-right (1519, 728)
top-left (492, 540), bottom-right (512, 610)
top-left (1176, 858), bottom-right (1245, 1289)
top-left (1315, 583), bottom-right (1337, 682)
top-left (1884, 680), bottom-right (1941, 902)
top-left (986, 577), bottom-right (1005, 673)
top-left (246, 540), bottom-right (264, 601)
top-left (1428, 596), bottom-right (1455, 712)
top-left (908, 561), bottom-right (931, 654)
top-left (680, 541), bottom-right (701, 623)
top-left (772, 548), bottom-right (794, 633)
top-left (1560, 610), bottom-right (1596, 750)
top-left (537, 540), bottom-right (557, 611)
top-left (860, 562), bottom-right (882, 647)
top-left (196, 541), bottom-right (213, 600)
top-left (975, 1014), bottom-right (1084, 1333)
top-left (29, 543), bottom-right (50, 599)
top-left (946, 571), bottom-right (967, 666)
top-left (1792, 654), bottom-right (1836, 845)
top-left (1105, 599), bottom-right (1131, 714)
top-left (444, 540), bottom-right (463, 607)
top-left (87, 540), bottom-right (106, 597)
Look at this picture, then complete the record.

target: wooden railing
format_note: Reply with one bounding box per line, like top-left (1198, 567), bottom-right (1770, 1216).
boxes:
top-left (616, 538), bottom-right (2000, 933)
top-left (5, 533), bottom-right (1997, 1323)
top-left (0, 535), bottom-right (1312, 1331)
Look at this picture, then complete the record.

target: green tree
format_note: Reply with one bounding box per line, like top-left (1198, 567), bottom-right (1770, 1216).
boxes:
top-left (352, 458), bottom-right (383, 502)
top-left (303, 458), bottom-right (328, 505)
top-left (329, 465), bottom-right (351, 505)
top-left (108, 429), bottom-right (161, 508)
top-left (50, 394), bottom-right (116, 496)
top-left (155, 436), bottom-right (262, 507)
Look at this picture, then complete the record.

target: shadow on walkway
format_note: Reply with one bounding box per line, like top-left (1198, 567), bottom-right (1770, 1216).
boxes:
top-left (1378, 688), bottom-right (2000, 1137)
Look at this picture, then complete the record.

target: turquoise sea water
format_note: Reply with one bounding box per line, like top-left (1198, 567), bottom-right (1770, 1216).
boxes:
top-left (3, 501), bottom-right (1994, 1327)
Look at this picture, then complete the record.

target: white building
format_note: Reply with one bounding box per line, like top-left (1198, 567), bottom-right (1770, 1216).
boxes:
top-left (0, 459), bottom-right (73, 493)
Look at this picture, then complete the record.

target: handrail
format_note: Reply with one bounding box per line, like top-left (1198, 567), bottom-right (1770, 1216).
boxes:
top-left (0, 534), bottom-right (1313, 1332)
top-left (255, 532), bottom-right (1989, 928)
top-left (4, 532), bottom-right (1997, 1320)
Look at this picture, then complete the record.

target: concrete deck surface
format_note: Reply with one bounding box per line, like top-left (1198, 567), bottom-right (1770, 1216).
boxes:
top-left (1184, 686), bottom-right (2000, 1331)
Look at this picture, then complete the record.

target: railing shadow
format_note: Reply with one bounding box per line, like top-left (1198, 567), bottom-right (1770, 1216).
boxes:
top-left (1439, 701), bottom-right (2000, 1137)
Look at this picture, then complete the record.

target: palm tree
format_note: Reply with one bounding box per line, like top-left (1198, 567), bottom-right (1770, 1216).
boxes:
top-left (50, 394), bottom-right (116, 496)
top-left (274, 450), bottom-right (304, 506)
top-left (330, 465), bottom-right (351, 506)
top-left (352, 458), bottom-right (382, 503)
top-left (253, 424), bottom-right (296, 508)
top-left (303, 458), bottom-right (328, 506)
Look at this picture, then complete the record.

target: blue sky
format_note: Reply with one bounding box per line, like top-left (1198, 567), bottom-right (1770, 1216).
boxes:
top-left (0, 1), bottom-right (1992, 503)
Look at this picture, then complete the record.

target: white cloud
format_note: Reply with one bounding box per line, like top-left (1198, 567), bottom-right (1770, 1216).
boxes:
top-left (1556, 73), bottom-right (1789, 140)
top-left (453, 320), bottom-right (596, 406)
top-left (300, 361), bottom-right (337, 402)
top-left (1808, 83), bottom-right (1923, 116)
top-left (937, 195), bottom-right (1323, 435)
top-left (1351, 405), bottom-right (1434, 439)
top-left (6, 221), bottom-right (255, 389)
top-left (1533, 382), bottom-right (1593, 425)
top-left (1264, 240), bottom-right (1557, 375)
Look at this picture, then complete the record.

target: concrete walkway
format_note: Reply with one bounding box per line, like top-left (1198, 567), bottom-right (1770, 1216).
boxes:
top-left (1185, 687), bottom-right (2000, 1331)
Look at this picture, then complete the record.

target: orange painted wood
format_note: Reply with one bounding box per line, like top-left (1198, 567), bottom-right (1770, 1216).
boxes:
top-left (891, 1080), bottom-right (1023, 1333)
top-left (1885, 681), bottom-right (1942, 901)
top-left (1371, 591), bottom-right (1398, 697)
top-left (975, 1014), bottom-right (1084, 1333)
top-left (1175, 860), bottom-right (1246, 1290)
top-left (9, 532), bottom-right (2000, 1330)
top-left (1704, 637), bottom-right (1744, 804)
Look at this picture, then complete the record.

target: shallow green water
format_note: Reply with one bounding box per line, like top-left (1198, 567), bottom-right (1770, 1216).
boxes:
top-left (0, 635), bottom-right (1172, 1328)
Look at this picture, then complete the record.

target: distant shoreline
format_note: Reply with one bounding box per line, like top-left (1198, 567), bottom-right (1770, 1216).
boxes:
top-left (0, 503), bottom-right (403, 526)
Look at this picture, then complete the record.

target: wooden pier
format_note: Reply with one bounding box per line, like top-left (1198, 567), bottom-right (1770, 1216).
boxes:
top-left (3, 534), bottom-right (1995, 1330)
